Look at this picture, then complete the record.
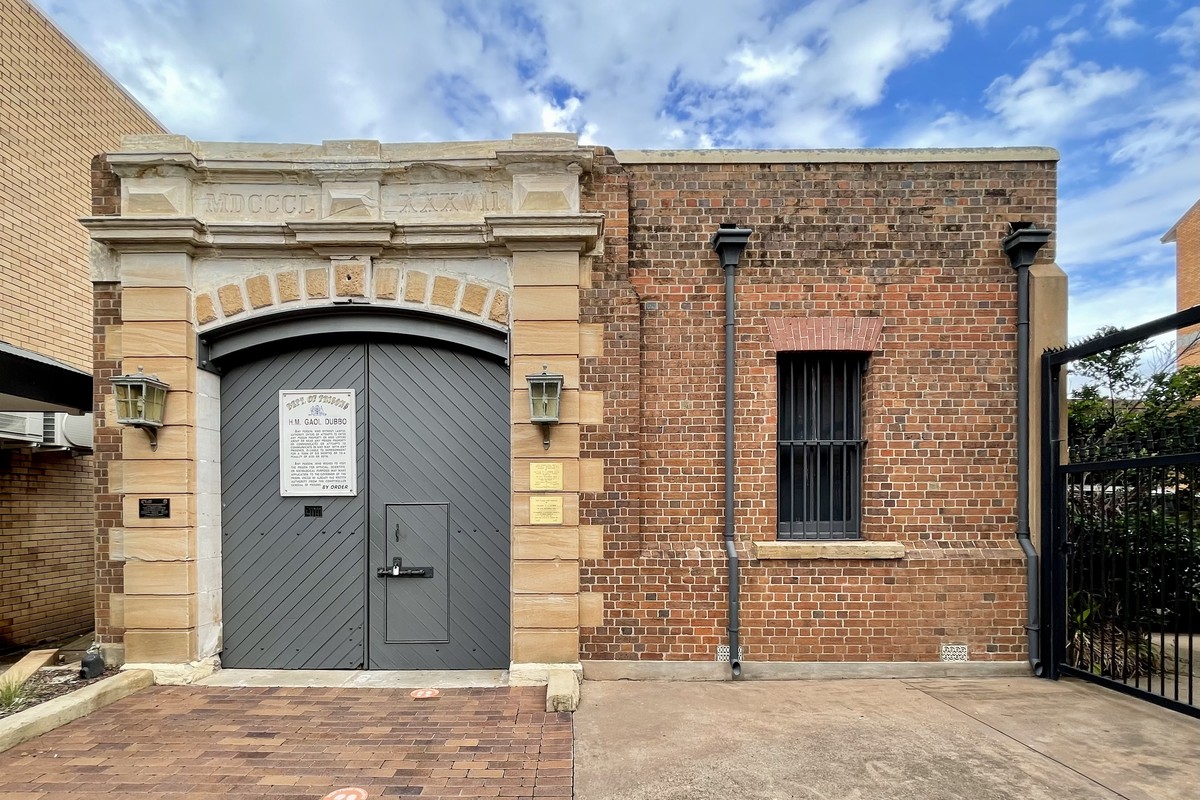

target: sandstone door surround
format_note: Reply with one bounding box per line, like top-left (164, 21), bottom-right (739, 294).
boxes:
top-left (83, 133), bottom-right (604, 676)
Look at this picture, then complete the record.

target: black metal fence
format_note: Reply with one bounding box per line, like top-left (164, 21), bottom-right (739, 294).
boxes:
top-left (1042, 307), bottom-right (1200, 718)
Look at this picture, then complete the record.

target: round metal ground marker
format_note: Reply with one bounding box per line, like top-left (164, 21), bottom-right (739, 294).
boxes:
top-left (410, 688), bottom-right (440, 699)
top-left (320, 789), bottom-right (368, 800)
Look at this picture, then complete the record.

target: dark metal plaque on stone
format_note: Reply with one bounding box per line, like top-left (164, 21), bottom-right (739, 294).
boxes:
top-left (138, 498), bottom-right (170, 519)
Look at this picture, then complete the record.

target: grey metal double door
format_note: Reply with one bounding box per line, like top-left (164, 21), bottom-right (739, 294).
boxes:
top-left (221, 340), bottom-right (510, 669)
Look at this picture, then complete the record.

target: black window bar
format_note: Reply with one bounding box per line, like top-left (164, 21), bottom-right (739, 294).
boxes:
top-left (778, 352), bottom-right (865, 539)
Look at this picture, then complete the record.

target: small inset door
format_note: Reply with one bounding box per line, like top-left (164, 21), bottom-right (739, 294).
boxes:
top-left (376, 503), bottom-right (449, 643)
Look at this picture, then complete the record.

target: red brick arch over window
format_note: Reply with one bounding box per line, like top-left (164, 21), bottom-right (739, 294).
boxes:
top-left (765, 316), bottom-right (884, 353)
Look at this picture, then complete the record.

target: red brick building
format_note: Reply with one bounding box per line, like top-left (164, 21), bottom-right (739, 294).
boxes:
top-left (577, 150), bottom-right (1062, 671)
top-left (85, 136), bottom-right (1063, 681)
top-left (1165, 199), bottom-right (1200, 367)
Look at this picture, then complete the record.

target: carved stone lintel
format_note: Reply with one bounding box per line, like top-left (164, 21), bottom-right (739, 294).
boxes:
top-left (288, 221), bottom-right (394, 257)
top-left (487, 214), bottom-right (605, 253)
top-left (80, 217), bottom-right (206, 253)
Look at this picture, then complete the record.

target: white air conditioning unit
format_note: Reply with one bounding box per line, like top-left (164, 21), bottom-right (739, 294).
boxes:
top-left (42, 413), bottom-right (94, 451)
top-left (0, 412), bottom-right (44, 445)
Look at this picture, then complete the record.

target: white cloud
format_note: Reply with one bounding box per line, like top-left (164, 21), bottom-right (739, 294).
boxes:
top-left (1049, 4), bottom-right (1086, 30)
top-left (1107, 94), bottom-right (1200, 173)
top-left (984, 33), bottom-right (1142, 141)
top-left (98, 39), bottom-right (228, 137)
top-left (730, 46), bottom-right (808, 86)
top-left (895, 30), bottom-right (1146, 149)
top-left (1059, 160), bottom-right (1197, 348)
top-left (1057, 145), bottom-right (1200, 285)
top-left (32, 0), bottom-right (1023, 152)
top-left (539, 97), bottom-right (599, 144)
top-left (959, 0), bottom-right (1011, 24)
top-left (1100, 0), bottom-right (1143, 39)
top-left (1160, 7), bottom-right (1200, 57)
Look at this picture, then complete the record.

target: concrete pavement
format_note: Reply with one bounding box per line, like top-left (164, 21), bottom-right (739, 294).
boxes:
top-left (575, 677), bottom-right (1200, 800)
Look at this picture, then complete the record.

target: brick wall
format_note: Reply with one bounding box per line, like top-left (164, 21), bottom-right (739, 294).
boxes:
top-left (1173, 203), bottom-right (1200, 367)
top-left (579, 154), bottom-right (1056, 663)
top-left (0, 450), bottom-right (94, 648)
top-left (92, 282), bottom-right (123, 645)
top-left (0, 0), bottom-right (163, 649)
top-left (0, 0), bottom-right (162, 369)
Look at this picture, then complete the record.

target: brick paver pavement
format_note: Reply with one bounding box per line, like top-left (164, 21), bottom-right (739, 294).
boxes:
top-left (0, 685), bottom-right (572, 799)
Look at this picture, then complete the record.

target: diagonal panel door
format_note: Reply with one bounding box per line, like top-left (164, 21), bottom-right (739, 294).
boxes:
top-left (367, 342), bottom-right (510, 669)
top-left (221, 342), bottom-right (368, 668)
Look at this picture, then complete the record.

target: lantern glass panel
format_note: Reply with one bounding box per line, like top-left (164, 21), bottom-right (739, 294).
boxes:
top-left (143, 383), bottom-right (167, 427)
top-left (114, 381), bottom-right (140, 423)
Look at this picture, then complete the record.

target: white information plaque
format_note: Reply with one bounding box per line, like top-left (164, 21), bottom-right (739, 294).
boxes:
top-left (279, 389), bottom-right (357, 496)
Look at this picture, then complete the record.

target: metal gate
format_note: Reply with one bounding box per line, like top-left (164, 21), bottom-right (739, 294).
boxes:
top-left (220, 338), bottom-right (510, 669)
top-left (1042, 307), bottom-right (1200, 717)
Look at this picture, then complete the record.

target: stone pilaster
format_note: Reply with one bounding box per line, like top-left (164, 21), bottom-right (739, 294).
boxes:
top-left (492, 212), bottom-right (603, 675)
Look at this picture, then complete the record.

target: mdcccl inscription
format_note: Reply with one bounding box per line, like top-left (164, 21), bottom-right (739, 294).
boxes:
top-left (198, 190), bottom-right (318, 218)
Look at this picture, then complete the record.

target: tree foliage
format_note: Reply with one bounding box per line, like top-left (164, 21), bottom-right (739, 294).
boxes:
top-left (1069, 328), bottom-right (1200, 455)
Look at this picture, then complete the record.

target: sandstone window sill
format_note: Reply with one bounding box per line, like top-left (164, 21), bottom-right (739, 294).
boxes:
top-left (754, 540), bottom-right (906, 560)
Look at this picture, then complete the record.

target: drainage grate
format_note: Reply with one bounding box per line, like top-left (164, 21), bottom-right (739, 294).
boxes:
top-left (716, 645), bottom-right (744, 662)
top-left (940, 643), bottom-right (969, 662)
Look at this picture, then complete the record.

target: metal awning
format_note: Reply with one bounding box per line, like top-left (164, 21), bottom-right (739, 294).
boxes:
top-left (0, 341), bottom-right (92, 414)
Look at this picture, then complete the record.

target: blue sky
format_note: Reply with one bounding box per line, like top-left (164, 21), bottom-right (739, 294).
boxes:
top-left (35, 0), bottom-right (1199, 340)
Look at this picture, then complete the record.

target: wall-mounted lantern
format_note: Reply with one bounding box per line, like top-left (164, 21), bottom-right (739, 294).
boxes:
top-left (111, 366), bottom-right (169, 451)
top-left (526, 365), bottom-right (564, 450)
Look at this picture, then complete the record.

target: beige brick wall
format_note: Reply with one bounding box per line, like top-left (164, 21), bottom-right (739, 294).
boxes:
top-left (0, 0), bottom-right (164, 649)
top-left (0, 0), bottom-right (163, 368)
top-left (0, 450), bottom-right (95, 648)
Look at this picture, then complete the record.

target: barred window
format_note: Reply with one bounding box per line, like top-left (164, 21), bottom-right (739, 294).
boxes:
top-left (778, 352), bottom-right (865, 539)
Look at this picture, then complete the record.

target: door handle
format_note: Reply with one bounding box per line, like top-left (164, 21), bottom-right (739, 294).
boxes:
top-left (376, 556), bottom-right (434, 579)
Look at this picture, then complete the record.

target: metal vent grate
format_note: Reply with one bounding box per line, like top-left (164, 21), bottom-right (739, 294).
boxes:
top-left (940, 643), bottom-right (969, 662)
top-left (716, 645), bottom-right (744, 663)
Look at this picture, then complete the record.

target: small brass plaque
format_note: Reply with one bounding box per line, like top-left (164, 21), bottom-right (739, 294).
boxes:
top-left (529, 462), bottom-right (564, 491)
top-left (529, 496), bottom-right (564, 525)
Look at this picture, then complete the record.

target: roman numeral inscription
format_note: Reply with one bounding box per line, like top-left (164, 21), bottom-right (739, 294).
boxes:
top-left (197, 186), bottom-right (320, 219)
top-left (382, 184), bottom-right (510, 220)
top-left (191, 183), bottom-right (511, 222)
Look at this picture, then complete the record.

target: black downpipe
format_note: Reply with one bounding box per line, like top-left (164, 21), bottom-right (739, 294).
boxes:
top-left (712, 223), bottom-right (752, 679)
top-left (1003, 222), bottom-right (1052, 677)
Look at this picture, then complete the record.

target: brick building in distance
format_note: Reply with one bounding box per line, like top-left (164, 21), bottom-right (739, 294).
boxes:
top-left (84, 134), bottom-right (1065, 682)
top-left (0, 0), bottom-right (164, 651)
top-left (1164, 199), bottom-right (1200, 367)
